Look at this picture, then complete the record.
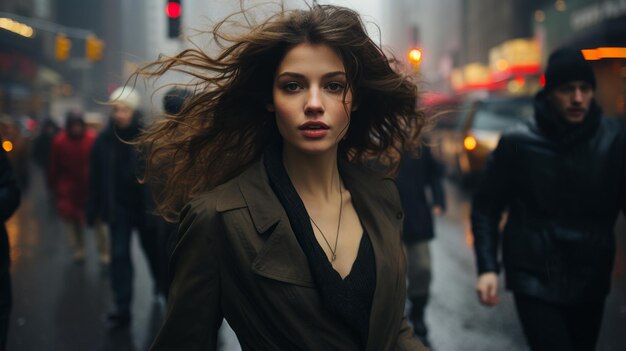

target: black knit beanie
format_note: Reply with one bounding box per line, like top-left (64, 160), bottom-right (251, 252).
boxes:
top-left (65, 109), bottom-right (85, 129)
top-left (163, 88), bottom-right (193, 115)
top-left (544, 47), bottom-right (596, 91)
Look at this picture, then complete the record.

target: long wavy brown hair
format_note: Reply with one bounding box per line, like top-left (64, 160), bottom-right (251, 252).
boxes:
top-left (135, 3), bottom-right (424, 220)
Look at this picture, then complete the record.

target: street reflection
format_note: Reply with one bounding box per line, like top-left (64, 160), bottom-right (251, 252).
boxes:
top-left (5, 216), bottom-right (21, 263)
top-left (6, 167), bottom-right (162, 350)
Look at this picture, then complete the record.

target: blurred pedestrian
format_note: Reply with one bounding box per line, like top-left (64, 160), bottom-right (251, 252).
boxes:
top-left (472, 47), bottom-right (626, 351)
top-left (87, 87), bottom-right (159, 330)
top-left (155, 87), bottom-right (193, 300)
top-left (0, 137), bottom-right (20, 351)
top-left (396, 145), bottom-right (445, 348)
top-left (137, 4), bottom-right (428, 350)
top-left (48, 110), bottom-right (106, 264)
top-left (32, 117), bottom-right (60, 176)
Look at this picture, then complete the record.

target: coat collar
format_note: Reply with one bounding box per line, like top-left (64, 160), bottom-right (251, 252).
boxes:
top-left (228, 157), bottom-right (403, 350)
top-left (234, 159), bottom-right (315, 287)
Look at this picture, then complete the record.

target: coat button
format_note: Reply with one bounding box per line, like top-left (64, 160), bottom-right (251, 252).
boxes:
top-left (396, 211), bottom-right (403, 219)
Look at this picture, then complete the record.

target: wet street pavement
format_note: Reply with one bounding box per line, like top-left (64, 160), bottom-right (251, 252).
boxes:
top-left (5, 167), bottom-right (626, 350)
top-left (6, 168), bottom-right (163, 351)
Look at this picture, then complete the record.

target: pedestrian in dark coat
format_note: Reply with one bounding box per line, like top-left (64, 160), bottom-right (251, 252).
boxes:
top-left (49, 110), bottom-right (103, 263)
top-left (87, 87), bottom-right (159, 330)
top-left (397, 147), bottom-right (446, 245)
top-left (396, 145), bottom-right (446, 348)
top-left (32, 117), bottom-right (59, 174)
top-left (472, 47), bottom-right (626, 351)
top-left (0, 139), bottom-right (20, 351)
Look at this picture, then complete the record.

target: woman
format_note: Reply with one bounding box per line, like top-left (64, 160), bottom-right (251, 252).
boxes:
top-left (138, 4), bottom-right (427, 350)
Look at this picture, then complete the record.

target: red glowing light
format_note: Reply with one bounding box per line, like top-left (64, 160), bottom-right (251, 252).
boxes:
top-left (166, 2), bottom-right (181, 18)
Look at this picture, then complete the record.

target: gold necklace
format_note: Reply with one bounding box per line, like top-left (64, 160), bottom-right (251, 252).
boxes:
top-left (310, 180), bottom-right (343, 261)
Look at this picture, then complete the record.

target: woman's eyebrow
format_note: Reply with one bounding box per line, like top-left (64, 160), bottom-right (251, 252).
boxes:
top-left (322, 71), bottom-right (347, 79)
top-left (275, 71), bottom-right (346, 79)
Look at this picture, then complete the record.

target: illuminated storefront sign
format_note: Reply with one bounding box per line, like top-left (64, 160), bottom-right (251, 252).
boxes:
top-left (452, 38), bottom-right (541, 93)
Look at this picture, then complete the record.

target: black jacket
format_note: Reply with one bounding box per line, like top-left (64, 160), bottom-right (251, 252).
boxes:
top-left (396, 147), bottom-right (446, 244)
top-left (87, 113), bottom-right (153, 227)
top-left (1, 145), bottom-right (20, 271)
top-left (471, 91), bottom-right (626, 304)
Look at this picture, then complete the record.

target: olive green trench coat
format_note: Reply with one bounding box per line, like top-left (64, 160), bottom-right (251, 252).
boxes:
top-left (151, 158), bottom-right (427, 351)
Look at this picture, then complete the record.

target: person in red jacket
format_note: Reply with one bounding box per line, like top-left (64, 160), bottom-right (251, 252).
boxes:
top-left (49, 110), bottom-right (108, 264)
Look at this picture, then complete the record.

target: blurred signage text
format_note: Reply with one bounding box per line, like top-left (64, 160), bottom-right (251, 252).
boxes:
top-left (571, 0), bottom-right (626, 31)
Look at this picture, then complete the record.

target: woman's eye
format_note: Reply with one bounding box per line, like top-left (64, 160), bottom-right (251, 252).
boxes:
top-left (326, 82), bottom-right (345, 93)
top-left (283, 82), bottom-right (301, 92)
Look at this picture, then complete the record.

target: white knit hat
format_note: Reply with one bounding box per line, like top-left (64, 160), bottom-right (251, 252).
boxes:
top-left (109, 86), bottom-right (140, 110)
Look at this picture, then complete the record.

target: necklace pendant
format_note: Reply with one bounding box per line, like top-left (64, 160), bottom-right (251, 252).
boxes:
top-left (332, 253), bottom-right (336, 261)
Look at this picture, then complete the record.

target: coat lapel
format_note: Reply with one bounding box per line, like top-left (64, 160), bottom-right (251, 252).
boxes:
top-left (340, 162), bottom-right (403, 351)
top-left (236, 160), bottom-right (315, 288)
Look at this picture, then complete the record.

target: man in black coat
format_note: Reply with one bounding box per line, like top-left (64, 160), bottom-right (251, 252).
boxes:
top-left (396, 145), bottom-right (446, 348)
top-left (0, 140), bottom-right (20, 350)
top-left (472, 47), bottom-right (626, 351)
top-left (87, 87), bottom-right (159, 330)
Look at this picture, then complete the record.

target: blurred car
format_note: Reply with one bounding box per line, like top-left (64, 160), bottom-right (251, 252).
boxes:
top-left (431, 96), bottom-right (534, 186)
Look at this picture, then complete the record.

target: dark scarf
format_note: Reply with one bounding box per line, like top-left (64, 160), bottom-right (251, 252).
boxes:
top-left (534, 90), bottom-right (602, 147)
top-left (262, 143), bottom-right (373, 346)
top-left (110, 115), bottom-right (142, 142)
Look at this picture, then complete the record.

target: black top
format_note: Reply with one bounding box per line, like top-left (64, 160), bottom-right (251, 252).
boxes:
top-left (263, 144), bottom-right (376, 346)
top-left (313, 230), bottom-right (376, 345)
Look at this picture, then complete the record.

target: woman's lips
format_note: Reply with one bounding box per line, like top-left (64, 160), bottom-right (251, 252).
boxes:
top-left (299, 121), bottom-right (329, 138)
top-left (300, 129), bottom-right (329, 138)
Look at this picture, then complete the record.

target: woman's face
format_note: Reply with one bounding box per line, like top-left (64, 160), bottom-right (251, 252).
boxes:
top-left (270, 43), bottom-right (353, 156)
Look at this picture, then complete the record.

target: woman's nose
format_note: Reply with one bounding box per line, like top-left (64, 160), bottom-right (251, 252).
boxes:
top-left (304, 87), bottom-right (324, 115)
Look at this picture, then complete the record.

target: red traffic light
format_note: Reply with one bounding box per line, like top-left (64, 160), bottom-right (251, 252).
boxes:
top-left (166, 2), bottom-right (181, 18)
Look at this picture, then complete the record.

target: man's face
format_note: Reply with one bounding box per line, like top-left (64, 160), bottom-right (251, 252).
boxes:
top-left (548, 80), bottom-right (594, 124)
